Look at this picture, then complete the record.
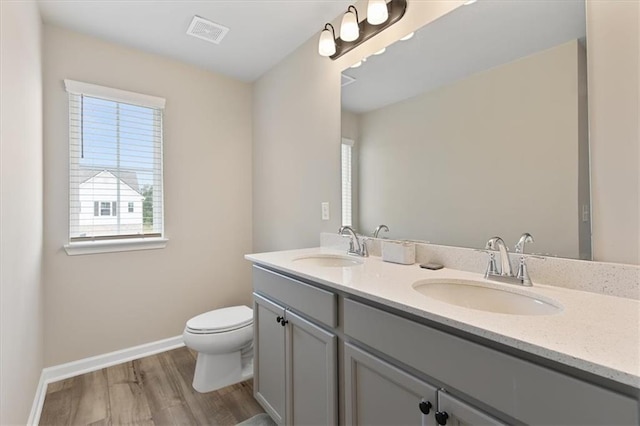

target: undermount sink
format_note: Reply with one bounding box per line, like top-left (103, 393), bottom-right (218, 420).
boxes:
top-left (412, 279), bottom-right (562, 316)
top-left (293, 254), bottom-right (364, 267)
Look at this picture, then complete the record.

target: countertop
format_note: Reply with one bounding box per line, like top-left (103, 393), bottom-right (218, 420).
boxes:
top-left (245, 247), bottom-right (640, 389)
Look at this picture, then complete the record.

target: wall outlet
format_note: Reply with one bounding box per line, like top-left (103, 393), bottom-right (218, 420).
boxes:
top-left (321, 202), bottom-right (330, 220)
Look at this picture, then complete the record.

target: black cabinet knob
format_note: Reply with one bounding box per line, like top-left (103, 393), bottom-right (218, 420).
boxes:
top-left (418, 400), bottom-right (432, 415)
top-left (280, 319), bottom-right (289, 326)
top-left (276, 316), bottom-right (283, 324)
top-left (435, 411), bottom-right (449, 425)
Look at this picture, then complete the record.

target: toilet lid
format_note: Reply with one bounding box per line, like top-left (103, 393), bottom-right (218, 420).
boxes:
top-left (186, 305), bottom-right (253, 333)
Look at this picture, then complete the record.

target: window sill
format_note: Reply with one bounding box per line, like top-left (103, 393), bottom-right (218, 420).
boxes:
top-left (64, 237), bottom-right (169, 256)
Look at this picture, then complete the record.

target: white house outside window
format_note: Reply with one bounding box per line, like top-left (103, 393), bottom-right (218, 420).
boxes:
top-left (65, 80), bottom-right (165, 251)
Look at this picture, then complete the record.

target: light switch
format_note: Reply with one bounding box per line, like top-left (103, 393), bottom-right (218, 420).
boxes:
top-left (321, 202), bottom-right (330, 220)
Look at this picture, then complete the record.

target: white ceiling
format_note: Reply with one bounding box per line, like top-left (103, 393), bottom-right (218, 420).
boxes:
top-left (37, 0), bottom-right (352, 82)
top-left (342, 0), bottom-right (586, 113)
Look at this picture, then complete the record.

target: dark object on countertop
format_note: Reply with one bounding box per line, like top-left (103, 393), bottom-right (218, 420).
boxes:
top-left (419, 263), bottom-right (444, 270)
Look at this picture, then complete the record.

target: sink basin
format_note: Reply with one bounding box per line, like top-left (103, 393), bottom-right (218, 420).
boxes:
top-left (412, 279), bottom-right (562, 315)
top-left (293, 254), bottom-right (364, 267)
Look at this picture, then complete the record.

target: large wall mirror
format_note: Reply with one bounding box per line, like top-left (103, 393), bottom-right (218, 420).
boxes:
top-left (341, 0), bottom-right (590, 260)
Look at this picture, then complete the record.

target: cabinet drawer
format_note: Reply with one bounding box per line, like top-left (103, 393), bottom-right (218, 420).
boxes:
top-left (343, 298), bottom-right (639, 425)
top-left (253, 265), bottom-right (337, 328)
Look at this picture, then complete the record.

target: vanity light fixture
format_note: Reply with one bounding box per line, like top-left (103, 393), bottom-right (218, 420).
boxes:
top-left (318, 23), bottom-right (337, 57)
top-left (318, 0), bottom-right (407, 60)
top-left (367, 0), bottom-right (389, 25)
top-left (340, 6), bottom-right (360, 42)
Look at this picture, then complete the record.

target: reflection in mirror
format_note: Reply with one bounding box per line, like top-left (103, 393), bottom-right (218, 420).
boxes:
top-left (341, 0), bottom-right (590, 260)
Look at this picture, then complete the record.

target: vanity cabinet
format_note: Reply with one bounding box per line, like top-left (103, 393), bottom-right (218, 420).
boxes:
top-left (343, 297), bottom-right (639, 425)
top-left (344, 342), bottom-right (505, 426)
top-left (344, 342), bottom-right (439, 425)
top-left (252, 264), bottom-right (639, 426)
top-left (435, 390), bottom-right (504, 426)
top-left (253, 294), bottom-right (286, 424)
top-left (253, 266), bottom-right (338, 426)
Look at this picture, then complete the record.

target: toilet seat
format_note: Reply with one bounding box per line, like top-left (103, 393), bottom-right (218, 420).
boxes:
top-left (186, 305), bottom-right (253, 334)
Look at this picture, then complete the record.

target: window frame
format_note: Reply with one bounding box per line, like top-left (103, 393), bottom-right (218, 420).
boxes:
top-left (341, 138), bottom-right (355, 228)
top-left (63, 80), bottom-right (168, 255)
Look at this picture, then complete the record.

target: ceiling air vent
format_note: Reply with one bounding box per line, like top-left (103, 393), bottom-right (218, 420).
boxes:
top-left (186, 16), bottom-right (229, 45)
top-left (341, 74), bottom-right (356, 87)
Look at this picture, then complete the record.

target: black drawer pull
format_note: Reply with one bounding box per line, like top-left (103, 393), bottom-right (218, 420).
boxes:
top-left (435, 411), bottom-right (449, 425)
top-left (419, 400), bottom-right (432, 415)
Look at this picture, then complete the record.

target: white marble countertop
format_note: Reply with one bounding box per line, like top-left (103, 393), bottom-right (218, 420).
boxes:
top-left (245, 247), bottom-right (640, 389)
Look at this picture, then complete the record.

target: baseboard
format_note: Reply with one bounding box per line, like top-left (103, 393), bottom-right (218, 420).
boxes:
top-left (27, 371), bottom-right (47, 426)
top-left (27, 335), bottom-right (184, 425)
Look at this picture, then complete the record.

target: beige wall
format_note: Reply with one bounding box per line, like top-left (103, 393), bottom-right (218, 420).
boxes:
top-left (357, 41), bottom-right (585, 259)
top-left (0, 1), bottom-right (44, 424)
top-left (255, 0), bottom-right (639, 265)
top-left (253, 1), bottom-right (463, 252)
top-left (43, 25), bottom-right (253, 366)
top-left (587, 0), bottom-right (639, 265)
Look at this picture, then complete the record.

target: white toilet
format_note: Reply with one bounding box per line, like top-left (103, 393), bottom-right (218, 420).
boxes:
top-left (182, 305), bottom-right (254, 393)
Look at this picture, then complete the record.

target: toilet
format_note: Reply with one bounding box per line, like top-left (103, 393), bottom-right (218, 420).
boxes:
top-left (182, 305), bottom-right (254, 393)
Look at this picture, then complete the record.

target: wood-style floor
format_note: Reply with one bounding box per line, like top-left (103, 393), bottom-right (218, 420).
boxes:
top-left (39, 347), bottom-right (265, 425)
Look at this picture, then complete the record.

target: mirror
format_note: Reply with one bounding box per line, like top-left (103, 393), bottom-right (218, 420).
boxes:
top-left (341, 0), bottom-right (589, 259)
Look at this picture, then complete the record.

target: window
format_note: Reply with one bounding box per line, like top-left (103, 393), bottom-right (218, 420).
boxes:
top-left (65, 80), bottom-right (165, 245)
top-left (100, 201), bottom-right (111, 216)
top-left (341, 138), bottom-right (354, 227)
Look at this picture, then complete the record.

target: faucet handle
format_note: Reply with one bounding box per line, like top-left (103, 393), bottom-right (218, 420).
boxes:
top-left (515, 257), bottom-right (533, 286)
top-left (515, 233), bottom-right (534, 254)
top-left (361, 237), bottom-right (370, 257)
top-left (476, 249), bottom-right (499, 277)
top-left (485, 252), bottom-right (499, 277)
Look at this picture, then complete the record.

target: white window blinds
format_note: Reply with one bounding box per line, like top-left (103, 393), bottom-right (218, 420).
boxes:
top-left (341, 139), bottom-right (354, 227)
top-left (65, 80), bottom-right (165, 242)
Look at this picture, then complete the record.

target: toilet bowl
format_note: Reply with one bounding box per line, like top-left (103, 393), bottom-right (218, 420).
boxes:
top-left (183, 305), bottom-right (254, 393)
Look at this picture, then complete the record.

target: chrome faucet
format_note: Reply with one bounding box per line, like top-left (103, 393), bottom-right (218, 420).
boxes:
top-left (485, 237), bottom-right (513, 277)
top-left (339, 226), bottom-right (368, 257)
top-left (483, 234), bottom-right (534, 286)
top-left (373, 224), bottom-right (389, 238)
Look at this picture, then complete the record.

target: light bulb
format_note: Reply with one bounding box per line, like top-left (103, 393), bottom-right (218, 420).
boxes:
top-left (350, 61), bottom-right (362, 68)
top-left (463, 0), bottom-right (477, 5)
top-left (367, 0), bottom-right (388, 25)
top-left (373, 47), bottom-right (386, 55)
top-left (340, 8), bottom-right (360, 42)
top-left (318, 26), bottom-right (336, 57)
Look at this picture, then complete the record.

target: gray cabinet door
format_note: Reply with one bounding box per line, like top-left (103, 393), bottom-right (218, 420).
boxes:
top-left (286, 310), bottom-right (338, 426)
top-left (344, 342), bottom-right (438, 426)
top-left (254, 293), bottom-right (286, 425)
top-left (436, 391), bottom-right (505, 426)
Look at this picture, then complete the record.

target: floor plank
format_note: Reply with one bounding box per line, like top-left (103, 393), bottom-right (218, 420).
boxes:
top-left (40, 386), bottom-right (73, 426)
top-left (40, 347), bottom-right (265, 425)
top-left (68, 370), bottom-right (110, 425)
top-left (106, 361), bottom-right (153, 425)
